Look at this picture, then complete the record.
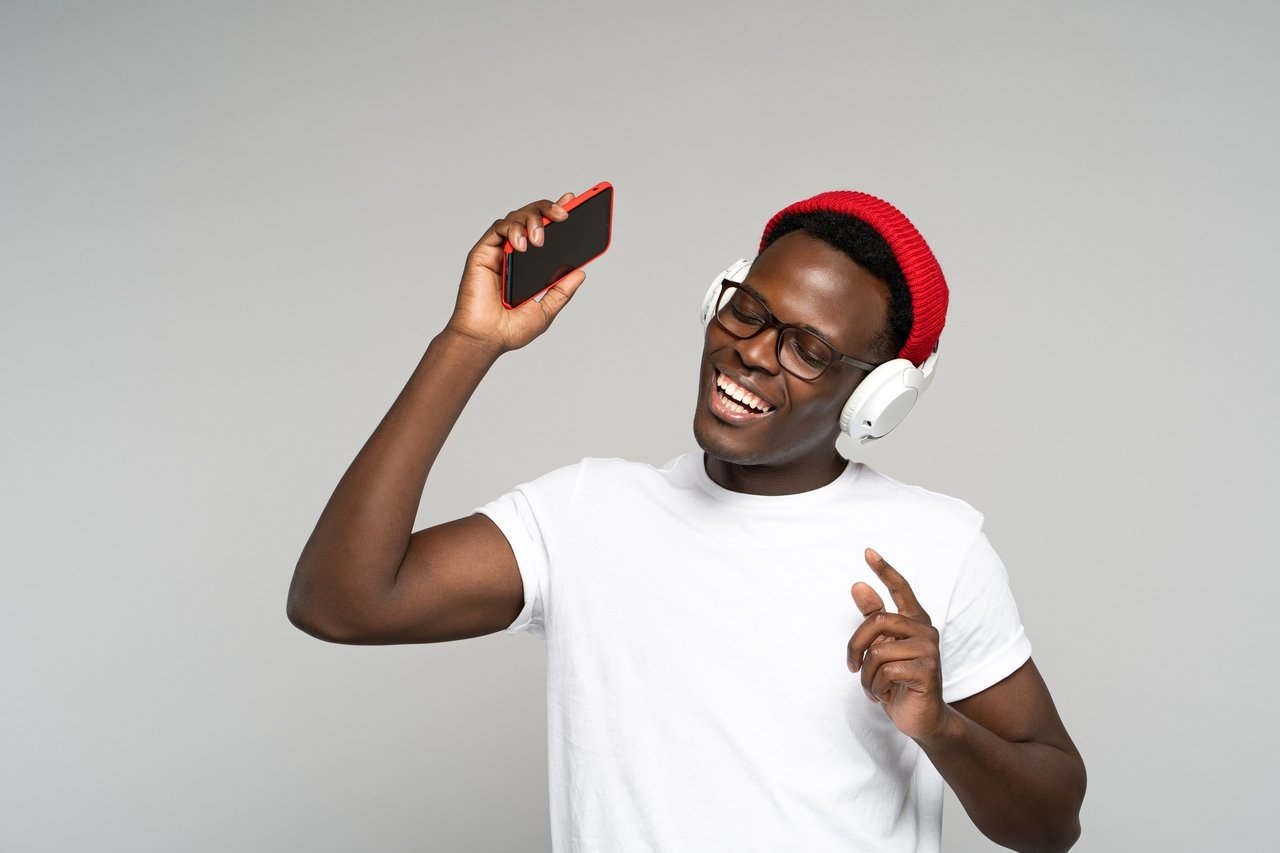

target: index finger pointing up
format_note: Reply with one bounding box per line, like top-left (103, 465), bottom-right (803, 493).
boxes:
top-left (864, 548), bottom-right (931, 624)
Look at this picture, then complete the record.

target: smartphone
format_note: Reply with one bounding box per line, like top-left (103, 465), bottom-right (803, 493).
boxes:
top-left (502, 181), bottom-right (613, 309)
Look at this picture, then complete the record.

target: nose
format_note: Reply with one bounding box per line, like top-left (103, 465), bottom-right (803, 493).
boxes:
top-left (734, 324), bottom-right (782, 374)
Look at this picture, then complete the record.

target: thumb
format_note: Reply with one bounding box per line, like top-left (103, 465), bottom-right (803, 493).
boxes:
top-left (536, 269), bottom-right (587, 318)
top-left (851, 581), bottom-right (884, 617)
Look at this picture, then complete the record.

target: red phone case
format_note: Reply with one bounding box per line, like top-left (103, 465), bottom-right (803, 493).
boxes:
top-left (500, 181), bottom-right (613, 309)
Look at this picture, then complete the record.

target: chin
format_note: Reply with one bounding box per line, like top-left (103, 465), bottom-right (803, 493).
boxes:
top-left (693, 400), bottom-right (845, 471)
top-left (691, 365), bottom-right (776, 467)
top-left (692, 406), bottom-right (775, 468)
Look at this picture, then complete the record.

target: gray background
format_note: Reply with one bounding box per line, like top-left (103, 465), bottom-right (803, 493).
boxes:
top-left (3, 1), bottom-right (1276, 850)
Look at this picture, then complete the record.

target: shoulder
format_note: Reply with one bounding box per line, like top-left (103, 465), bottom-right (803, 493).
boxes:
top-left (575, 452), bottom-right (696, 482)
top-left (852, 464), bottom-right (986, 540)
top-left (510, 452), bottom-right (692, 496)
top-left (563, 454), bottom-right (700, 505)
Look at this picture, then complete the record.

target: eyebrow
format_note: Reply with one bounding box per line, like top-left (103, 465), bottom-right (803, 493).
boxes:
top-left (736, 282), bottom-right (841, 347)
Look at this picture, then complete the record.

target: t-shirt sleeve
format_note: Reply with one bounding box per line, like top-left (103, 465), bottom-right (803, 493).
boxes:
top-left (470, 460), bottom-right (585, 639)
top-left (938, 527), bottom-right (1033, 703)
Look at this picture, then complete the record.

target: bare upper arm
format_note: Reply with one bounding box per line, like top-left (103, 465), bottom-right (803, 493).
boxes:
top-left (950, 658), bottom-right (1080, 757)
top-left (340, 513), bottom-right (525, 645)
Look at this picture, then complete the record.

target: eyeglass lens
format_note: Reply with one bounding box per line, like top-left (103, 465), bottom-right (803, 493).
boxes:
top-left (715, 285), bottom-right (834, 379)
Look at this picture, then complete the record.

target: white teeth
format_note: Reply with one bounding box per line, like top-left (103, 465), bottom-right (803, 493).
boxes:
top-left (715, 371), bottom-right (773, 413)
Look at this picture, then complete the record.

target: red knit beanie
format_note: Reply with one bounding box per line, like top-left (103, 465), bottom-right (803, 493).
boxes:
top-left (758, 190), bottom-right (948, 367)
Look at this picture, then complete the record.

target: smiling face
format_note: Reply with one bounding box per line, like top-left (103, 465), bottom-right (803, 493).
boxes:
top-left (692, 230), bottom-right (892, 489)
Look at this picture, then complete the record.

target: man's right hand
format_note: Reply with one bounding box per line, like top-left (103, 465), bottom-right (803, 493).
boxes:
top-left (444, 192), bottom-right (587, 354)
top-left (289, 193), bottom-right (587, 645)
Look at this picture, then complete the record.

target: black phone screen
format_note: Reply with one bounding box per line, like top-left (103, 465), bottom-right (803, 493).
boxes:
top-left (504, 185), bottom-right (613, 308)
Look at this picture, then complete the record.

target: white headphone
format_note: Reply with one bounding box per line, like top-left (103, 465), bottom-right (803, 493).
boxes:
top-left (700, 258), bottom-right (940, 444)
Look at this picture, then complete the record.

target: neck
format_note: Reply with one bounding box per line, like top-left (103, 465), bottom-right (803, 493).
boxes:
top-left (703, 448), bottom-right (849, 496)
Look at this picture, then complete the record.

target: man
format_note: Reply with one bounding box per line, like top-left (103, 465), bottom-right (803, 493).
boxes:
top-left (288, 189), bottom-right (1086, 852)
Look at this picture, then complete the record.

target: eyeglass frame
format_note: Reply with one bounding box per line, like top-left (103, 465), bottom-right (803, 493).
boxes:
top-left (711, 278), bottom-right (883, 379)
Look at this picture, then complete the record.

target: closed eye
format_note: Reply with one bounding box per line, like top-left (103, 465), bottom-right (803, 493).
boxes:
top-left (788, 337), bottom-right (828, 367)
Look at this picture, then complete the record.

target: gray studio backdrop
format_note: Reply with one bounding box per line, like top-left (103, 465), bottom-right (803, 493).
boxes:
top-left (3, 2), bottom-right (1276, 851)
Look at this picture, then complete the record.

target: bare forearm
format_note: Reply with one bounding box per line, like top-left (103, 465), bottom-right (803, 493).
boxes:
top-left (916, 707), bottom-right (1085, 852)
top-left (288, 328), bottom-right (502, 628)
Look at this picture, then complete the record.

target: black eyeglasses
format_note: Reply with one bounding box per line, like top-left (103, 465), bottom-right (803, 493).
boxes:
top-left (711, 280), bottom-right (881, 380)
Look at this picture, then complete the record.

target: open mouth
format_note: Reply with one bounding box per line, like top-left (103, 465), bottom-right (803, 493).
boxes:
top-left (712, 368), bottom-right (775, 417)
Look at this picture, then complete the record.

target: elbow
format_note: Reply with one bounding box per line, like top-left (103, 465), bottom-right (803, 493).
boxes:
top-left (286, 600), bottom-right (372, 644)
top-left (1060, 819), bottom-right (1083, 853)
top-left (1054, 759), bottom-right (1087, 851)
top-left (286, 597), bottom-right (332, 641)
top-left (1048, 754), bottom-right (1087, 852)
top-left (990, 819), bottom-right (1080, 853)
top-left (1025, 762), bottom-right (1087, 852)
top-left (983, 758), bottom-right (1086, 853)
top-left (286, 573), bottom-right (373, 644)
top-left (1036, 817), bottom-right (1082, 853)
top-left (286, 590), bottom-right (333, 641)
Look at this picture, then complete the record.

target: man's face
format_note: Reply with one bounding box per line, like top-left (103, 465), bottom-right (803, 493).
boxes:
top-left (692, 230), bottom-right (892, 468)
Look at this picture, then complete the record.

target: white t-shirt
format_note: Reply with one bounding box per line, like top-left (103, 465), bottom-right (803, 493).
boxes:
top-left (474, 451), bottom-right (1031, 853)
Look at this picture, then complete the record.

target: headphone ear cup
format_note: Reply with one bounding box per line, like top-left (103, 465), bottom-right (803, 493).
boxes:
top-left (700, 259), bottom-right (753, 326)
top-left (840, 358), bottom-right (921, 443)
top-left (840, 345), bottom-right (940, 442)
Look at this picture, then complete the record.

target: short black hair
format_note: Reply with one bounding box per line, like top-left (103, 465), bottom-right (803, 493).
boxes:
top-left (760, 210), bottom-right (912, 362)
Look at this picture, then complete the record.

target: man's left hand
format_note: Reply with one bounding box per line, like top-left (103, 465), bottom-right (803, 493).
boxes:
top-left (847, 548), bottom-right (948, 741)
